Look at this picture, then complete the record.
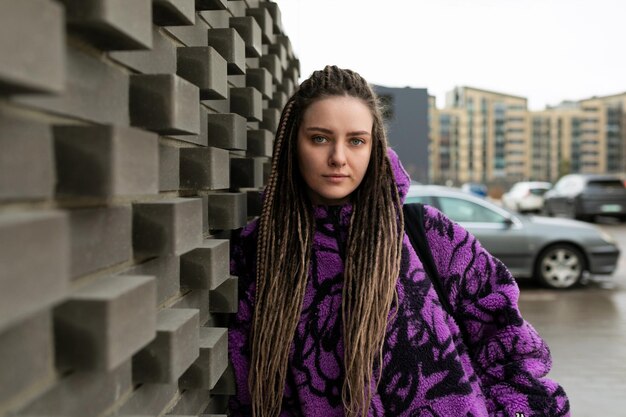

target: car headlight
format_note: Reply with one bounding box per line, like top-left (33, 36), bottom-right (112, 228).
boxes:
top-left (599, 229), bottom-right (617, 245)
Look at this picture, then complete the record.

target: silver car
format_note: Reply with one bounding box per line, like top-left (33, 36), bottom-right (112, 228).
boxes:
top-left (406, 185), bottom-right (620, 289)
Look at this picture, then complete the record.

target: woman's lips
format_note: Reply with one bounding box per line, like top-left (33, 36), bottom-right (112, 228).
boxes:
top-left (323, 175), bottom-right (349, 183)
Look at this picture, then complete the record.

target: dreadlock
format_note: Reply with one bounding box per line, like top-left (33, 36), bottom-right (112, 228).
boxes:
top-left (249, 65), bottom-right (404, 417)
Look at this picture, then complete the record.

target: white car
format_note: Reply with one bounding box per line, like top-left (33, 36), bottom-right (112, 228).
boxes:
top-left (502, 181), bottom-right (552, 213)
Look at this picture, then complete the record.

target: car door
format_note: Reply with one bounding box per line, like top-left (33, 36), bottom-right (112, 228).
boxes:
top-left (434, 196), bottom-right (532, 276)
top-left (547, 176), bottom-right (582, 216)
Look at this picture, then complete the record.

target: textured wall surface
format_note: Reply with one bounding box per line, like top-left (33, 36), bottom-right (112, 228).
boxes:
top-left (0, 1), bottom-right (298, 416)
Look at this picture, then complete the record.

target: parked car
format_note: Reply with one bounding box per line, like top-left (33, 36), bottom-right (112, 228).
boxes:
top-left (544, 174), bottom-right (626, 221)
top-left (501, 181), bottom-right (552, 213)
top-left (461, 182), bottom-right (488, 198)
top-left (405, 185), bottom-right (620, 289)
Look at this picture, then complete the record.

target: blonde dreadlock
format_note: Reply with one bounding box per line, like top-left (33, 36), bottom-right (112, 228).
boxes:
top-left (249, 65), bottom-right (404, 417)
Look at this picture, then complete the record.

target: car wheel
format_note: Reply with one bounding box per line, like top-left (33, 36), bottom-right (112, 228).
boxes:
top-left (535, 244), bottom-right (586, 289)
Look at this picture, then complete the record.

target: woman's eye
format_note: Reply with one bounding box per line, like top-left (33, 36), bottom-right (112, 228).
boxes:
top-left (350, 138), bottom-right (365, 146)
top-left (312, 136), bottom-right (327, 144)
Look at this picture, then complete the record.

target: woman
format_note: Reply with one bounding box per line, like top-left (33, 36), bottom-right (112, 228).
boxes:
top-left (229, 65), bottom-right (570, 417)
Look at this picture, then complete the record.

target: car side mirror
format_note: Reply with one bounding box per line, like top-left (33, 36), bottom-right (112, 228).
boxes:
top-left (503, 216), bottom-right (514, 228)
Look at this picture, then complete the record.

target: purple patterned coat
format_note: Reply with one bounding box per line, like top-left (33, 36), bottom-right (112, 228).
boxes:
top-left (229, 150), bottom-right (570, 416)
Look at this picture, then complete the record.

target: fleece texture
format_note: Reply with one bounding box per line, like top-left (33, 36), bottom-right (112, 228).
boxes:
top-left (228, 149), bottom-right (570, 417)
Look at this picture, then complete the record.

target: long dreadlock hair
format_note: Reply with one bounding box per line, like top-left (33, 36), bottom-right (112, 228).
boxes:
top-left (249, 65), bottom-right (404, 417)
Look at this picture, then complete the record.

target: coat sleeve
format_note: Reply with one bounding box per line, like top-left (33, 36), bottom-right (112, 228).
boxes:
top-left (227, 220), bottom-right (259, 416)
top-left (423, 205), bottom-right (570, 417)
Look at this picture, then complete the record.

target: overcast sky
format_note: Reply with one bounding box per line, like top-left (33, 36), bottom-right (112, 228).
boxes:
top-left (273, 0), bottom-right (626, 110)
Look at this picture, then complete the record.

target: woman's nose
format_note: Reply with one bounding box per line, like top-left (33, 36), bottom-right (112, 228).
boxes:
top-left (329, 143), bottom-right (347, 167)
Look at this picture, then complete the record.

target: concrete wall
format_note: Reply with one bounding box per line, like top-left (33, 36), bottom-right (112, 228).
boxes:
top-left (0, 1), bottom-right (298, 416)
top-left (373, 85), bottom-right (429, 183)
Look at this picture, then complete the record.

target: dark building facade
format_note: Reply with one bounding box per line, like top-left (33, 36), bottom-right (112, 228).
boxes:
top-left (373, 85), bottom-right (430, 183)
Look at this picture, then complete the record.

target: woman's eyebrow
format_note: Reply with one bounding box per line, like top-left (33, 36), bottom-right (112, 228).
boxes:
top-left (305, 126), bottom-right (371, 136)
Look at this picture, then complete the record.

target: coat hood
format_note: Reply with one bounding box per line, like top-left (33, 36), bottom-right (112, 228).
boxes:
top-left (387, 147), bottom-right (411, 204)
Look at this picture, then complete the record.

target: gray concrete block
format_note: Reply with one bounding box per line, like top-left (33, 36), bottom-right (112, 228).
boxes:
top-left (201, 195), bottom-right (210, 234)
top-left (246, 189), bottom-right (262, 217)
top-left (260, 2), bottom-right (283, 35)
top-left (247, 129), bottom-right (273, 157)
top-left (228, 74), bottom-right (246, 88)
top-left (261, 108), bottom-right (280, 133)
top-left (130, 74), bottom-right (200, 135)
top-left (246, 68), bottom-right (273, 99)
top-left (0, 311), bottom-right (53, 406)
top-left (153, 0), bottom-right (195, 26)
top-left (245, 8), bottom-right (273, 44)
top-left (180, 239), bottom-right (229, 290)
top-left (124, 255), bottom-right (180, 305)
top-left (160, 143), bottom-right (180, 191)
top-left (54, 275), bottom-right (156, 371)
top-left (260, 54), bottom-right (282, 83)
top-left (209, 276), bottom-right (237, 313)
top-left (202, 96), bottom-right (230, 114)
top-left (285, 66), bottom-right (299, 89)
top-left (206, 113), bottom-right (247, 150)
top-left (246, 57), bottom-right (260, 69)
top-left (116, 382), bottom-right (178, 416)
top-left (230, 87), bottom-right (262, 122)
top-left (68, 205), bottom-right (132, 279)
top-left (16, 46), bottom-right (129, 125)
top-left (167, 390), bottom-right (211, 415)
top-left (179, 327), bottom-right (227, 390)
top-left (170, 104), bottom-right (209, 147)
top-left (58, 0), bottom-right (152, 50)
top-left (268, 44), bottom-right (287, 70)
top-left (207, 29), bottom-right (245, 75)
top-left (199, 10), bottom-right (229, 29)
top-left (211, 365), bottom-right (235, 395)
top-left (172, 289), bottom-right (209, 326)
top-left (263, 159), bottom-right (271, 183)
top-left (18, 360), bottom-right (132, 417)
top-left (196, 0), bottom-right (227, 10)
top-left (269, 91), bottom-right (288, 111)
top-left (280, 76), bottom-right (296, 97)
top-left (177, 47), bottom-right (228, 100)
top-left (203, 396), bottom-right (230, 414)
top-left (230, 157), bottom-right (264, 189)
top-left (206, 192), bottom-right (247, 230)
top-left (110, 26), bottom-right (177, 74)
top-left (132, 308), bottom-right (199, 383)
top-left (54, 125), bottom-right (158, 197)
top-left (0, 112), bottom-right (54, 201)
top-left (227, 0), bottom-right (246, 17)
top-left (229, 17), bottom-right (262, 58)
top-left (180, 147), bottom-right (230, 190)
top-left (288, 58), bottom-right (301, 74)
top-left (0, 211), bottom-right (68, 331)
top-left (165, 13), bottom-right (210, 47)
top-left (133, 198), bottom-right (203, 257)
top-left (0, 0), bottom-right (65, 94)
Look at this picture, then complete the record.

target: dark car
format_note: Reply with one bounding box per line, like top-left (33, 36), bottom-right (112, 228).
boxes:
top-left (544, 174), bottom-right (626, 221)
top-left (406, 185), bottom-right (620, 289)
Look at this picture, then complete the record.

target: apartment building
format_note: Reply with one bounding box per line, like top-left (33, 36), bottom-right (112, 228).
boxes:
top-left (431, 86), bottom-right (528, 185)
top-left (430, 88), bottom-right (626, 185)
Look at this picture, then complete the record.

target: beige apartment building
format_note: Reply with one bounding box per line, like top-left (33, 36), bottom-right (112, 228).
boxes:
top-left (430, 88), bottom-right (626, 186)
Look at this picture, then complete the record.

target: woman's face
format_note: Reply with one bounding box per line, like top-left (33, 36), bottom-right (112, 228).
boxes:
top-left (297, 96), bottom-right (374, 205)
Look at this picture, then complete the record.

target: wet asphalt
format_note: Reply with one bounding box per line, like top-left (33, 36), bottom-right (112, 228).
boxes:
top-left (517, 218), bottom-right (626, 417)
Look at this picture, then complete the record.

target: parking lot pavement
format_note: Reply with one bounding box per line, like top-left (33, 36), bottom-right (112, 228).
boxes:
top-left (518, 220), bottom-right (626, 417)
